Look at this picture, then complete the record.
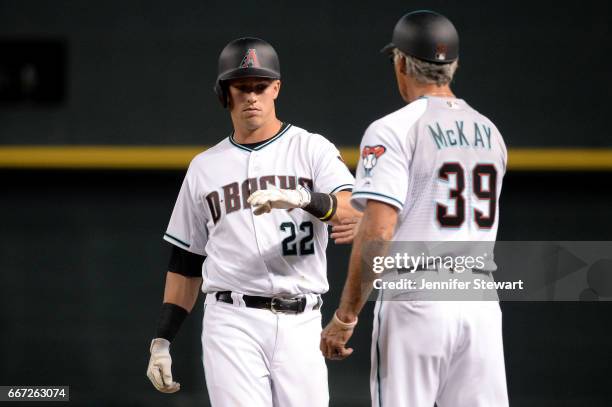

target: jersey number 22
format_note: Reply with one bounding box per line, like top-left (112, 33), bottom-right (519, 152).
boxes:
top-left (280, 221), bottom-right (315, 255)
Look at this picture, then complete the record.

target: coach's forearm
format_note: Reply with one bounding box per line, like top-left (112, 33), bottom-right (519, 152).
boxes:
top-left (336, 225), bottom-right (369, 322)
top-left (336, 201), bottom-right (397, 322)
top-left (163, 271), bottom-right (203, 312)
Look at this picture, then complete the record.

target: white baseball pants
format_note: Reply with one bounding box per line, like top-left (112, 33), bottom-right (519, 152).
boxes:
top-left (202, 293), bottom-right (329, 407)
top-left (371, 299), bottom-right (509, 407)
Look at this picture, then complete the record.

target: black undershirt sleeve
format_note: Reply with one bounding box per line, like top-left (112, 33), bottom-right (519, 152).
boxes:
top-left (168, 245), bottom-right (205, 277)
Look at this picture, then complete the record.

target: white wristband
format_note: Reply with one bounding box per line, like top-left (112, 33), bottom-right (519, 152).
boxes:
top-left (296, 185), bottom-right (312, 208)
top-left (333, 311), bottom-right (358, 329)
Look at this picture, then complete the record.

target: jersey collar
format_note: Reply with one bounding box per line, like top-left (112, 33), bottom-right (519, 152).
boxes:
top-left (229, 122), bottom-right (292, 152)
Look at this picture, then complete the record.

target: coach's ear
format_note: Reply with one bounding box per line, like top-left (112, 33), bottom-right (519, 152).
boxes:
top-left (397, 54), bottom-right (407, 75)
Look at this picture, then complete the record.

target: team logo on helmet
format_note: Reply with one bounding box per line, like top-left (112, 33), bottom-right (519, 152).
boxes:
top-left (239, 49), bottom-right (260, 68)
top-left (362, 145), bottom-right (386, 177)
top-left (435, 44), bottom-right (448, 61)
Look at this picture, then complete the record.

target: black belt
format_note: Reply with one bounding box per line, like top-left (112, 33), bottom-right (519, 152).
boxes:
top-left (215, 291), bottom-right (321, 314)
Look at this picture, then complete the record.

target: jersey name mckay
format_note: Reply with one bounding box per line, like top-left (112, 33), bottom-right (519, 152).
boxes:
top-left (428, 121), bottom-right (494, 150)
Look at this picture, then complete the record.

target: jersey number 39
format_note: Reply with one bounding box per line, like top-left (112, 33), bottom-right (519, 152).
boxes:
top-left (436, 162), bottom-right (497, 229)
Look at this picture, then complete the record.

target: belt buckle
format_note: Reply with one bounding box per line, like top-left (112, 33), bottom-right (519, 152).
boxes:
top-left (270, 297), bottom-right (283, 314)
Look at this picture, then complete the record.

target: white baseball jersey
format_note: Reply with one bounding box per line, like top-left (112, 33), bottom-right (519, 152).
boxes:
top-left (355, 96), bottom-right (509, 407)
top-left (352, 96), bottom-right (507, 242)
top-left (164, 123), bottom-right (354, 296)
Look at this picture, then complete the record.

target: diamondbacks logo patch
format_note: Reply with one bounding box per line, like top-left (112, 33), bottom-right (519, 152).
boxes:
top-left (362, 145), bottom-right (386, 176)
top-left (240, 49), bottom-right (260, 68)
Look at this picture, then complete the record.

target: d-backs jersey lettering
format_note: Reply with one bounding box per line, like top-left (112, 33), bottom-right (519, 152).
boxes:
top-left (164, 123), bottom-right (354, 296)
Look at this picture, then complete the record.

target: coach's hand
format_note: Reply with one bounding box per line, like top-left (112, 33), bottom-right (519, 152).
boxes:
top-left (248, 185), bottom-right (311, 215)
top-left (320, 311), bottom-right (357, 360)
top-left (147, 338), bottom-right (181, 393)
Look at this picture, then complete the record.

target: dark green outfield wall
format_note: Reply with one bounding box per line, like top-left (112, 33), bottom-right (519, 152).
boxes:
top-left (0, 0), bottom-right (610, 148)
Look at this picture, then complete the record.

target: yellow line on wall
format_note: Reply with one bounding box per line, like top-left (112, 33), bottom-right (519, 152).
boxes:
top-left (0, 146), bottom-right (204, 169)
top-left (506, 148), bottom-right (612, 170)
top-left (0, 146), bottom-right (611, 170)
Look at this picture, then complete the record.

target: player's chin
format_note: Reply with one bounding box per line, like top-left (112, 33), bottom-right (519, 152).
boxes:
top-left (243, 116), bottom-right (264, 130)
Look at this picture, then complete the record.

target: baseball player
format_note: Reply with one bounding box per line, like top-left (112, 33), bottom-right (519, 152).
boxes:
top-left (146, 37), bottom-right (360, 406)
top-left (320, 11), bottom-right (509, 407)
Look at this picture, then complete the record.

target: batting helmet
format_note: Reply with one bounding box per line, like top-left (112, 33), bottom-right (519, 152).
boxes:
top-left (214, 37), bottom-right (281, 108)
top-left (381, 10), bottom-right (459, 64)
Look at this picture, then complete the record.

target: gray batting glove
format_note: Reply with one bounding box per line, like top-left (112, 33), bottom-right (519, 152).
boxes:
top-left (247, 184), bottom-right (311, 215)
top-left (146, 338), bottom-right (181, 393)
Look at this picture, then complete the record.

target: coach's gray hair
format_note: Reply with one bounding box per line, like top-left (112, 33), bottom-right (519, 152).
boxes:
top-left (393, 49), bottom-right (458, 86)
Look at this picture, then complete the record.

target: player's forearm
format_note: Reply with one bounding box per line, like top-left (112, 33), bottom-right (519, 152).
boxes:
top-left (329, 190), bottom-right (362, 225)
top-left (163, 271), bottom-right (203, 312)
top-left (154, 272), bottom-right (202, 343)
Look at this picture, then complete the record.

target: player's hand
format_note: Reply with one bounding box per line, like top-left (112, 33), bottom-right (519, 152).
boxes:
top-left (247, 185), bottom-right (311, 215)
top-left (330, 217), bottom-right (361, 244)
top-left (320, 313), bottom-right (356, 360)
top-left (147, 338), bottom-right (181, 393)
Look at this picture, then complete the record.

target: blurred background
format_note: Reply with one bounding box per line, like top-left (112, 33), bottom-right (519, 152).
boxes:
top-left (1, 0), bottom-right (611, 406)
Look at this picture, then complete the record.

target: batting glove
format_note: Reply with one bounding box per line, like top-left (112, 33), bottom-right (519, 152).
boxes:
top-left (247, 184), bottom-right (311, 215)
top-left (146, 338), bottom-right (181, 393)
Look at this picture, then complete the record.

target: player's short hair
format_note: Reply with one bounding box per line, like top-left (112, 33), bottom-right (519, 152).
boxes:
top-left (393, 48), bottom-right (458, 86)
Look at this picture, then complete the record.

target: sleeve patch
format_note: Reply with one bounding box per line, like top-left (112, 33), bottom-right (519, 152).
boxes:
top-left (362, 145), bottom-right (387, 176)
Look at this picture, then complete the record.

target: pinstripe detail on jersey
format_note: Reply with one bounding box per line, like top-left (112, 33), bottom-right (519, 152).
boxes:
top-left (330, 183), bottom-right (354, 194)
top-left (351, 191), bottom-right (404, 209)
top-left (164, 233), bottom-right (190, 249)
top-left (228, 123), bottom-right (292, 152)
